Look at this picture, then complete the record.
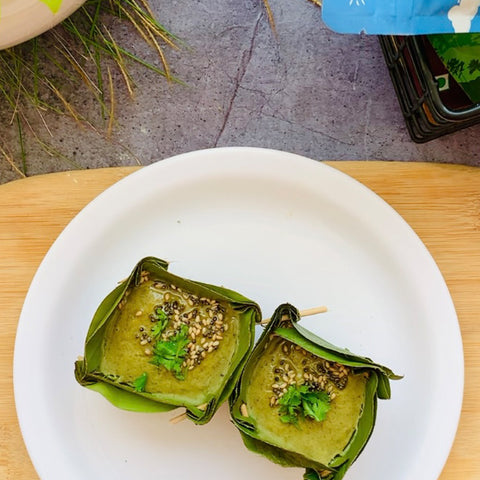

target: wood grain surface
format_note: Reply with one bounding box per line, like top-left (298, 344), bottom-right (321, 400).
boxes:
top-left (0, 162), bottom-right (478, 480)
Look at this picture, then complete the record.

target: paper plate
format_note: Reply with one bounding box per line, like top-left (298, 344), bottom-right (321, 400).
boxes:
top-left (14, 147), bottom-right (463, 480)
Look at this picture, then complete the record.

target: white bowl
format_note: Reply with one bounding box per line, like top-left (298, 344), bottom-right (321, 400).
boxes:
top-left (0, 0), bottom-right (85, 50)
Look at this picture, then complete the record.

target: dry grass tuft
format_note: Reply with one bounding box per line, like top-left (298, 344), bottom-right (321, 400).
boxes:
top-left (0, 0), bottom-right (180, 179)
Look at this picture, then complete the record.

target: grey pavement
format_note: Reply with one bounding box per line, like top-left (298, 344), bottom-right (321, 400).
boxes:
top-left (1, 0), bottom-right (479, 184)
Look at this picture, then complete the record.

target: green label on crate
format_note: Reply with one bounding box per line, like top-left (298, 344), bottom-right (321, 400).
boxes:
top-left (429, 33), bottom-right (480, 103)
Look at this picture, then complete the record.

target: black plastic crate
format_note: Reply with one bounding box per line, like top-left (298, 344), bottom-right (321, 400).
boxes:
top-left (379, 35), bottom-right (480, 143)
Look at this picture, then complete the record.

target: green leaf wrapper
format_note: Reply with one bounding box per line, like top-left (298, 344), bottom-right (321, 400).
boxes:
top-left (230, 303), bottom-right (401, 480)
top-left (75, 256), bottom-right (261, 424)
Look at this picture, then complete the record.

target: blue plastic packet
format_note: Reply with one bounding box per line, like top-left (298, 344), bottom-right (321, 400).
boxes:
top-left (322, 0), bottom-right (480, 35)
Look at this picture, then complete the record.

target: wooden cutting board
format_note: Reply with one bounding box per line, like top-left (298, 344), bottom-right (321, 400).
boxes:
top-left (1, 161), bottom-right (478, 480)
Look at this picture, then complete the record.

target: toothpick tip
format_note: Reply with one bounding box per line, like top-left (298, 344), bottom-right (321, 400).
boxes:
top-left (169, 411), bottom-right (187, 424)
top-left (260, 305), bottom-right (328, 325)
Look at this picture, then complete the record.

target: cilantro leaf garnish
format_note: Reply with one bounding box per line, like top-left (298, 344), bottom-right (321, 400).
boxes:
top-left (150, 307), bottom-right (169, 338)
top-left (132, 372), bottom-right (148, 392)
top-left (301, 390), bottom-right (331, 422)
top-left (150, 325), bottom-right (190, 380)
top-left (278, 384), bottom-right (331, 425)
top-left (151, 318), bottom-right (168, 338)
top-left (154, 307), bottom-right (168, 322)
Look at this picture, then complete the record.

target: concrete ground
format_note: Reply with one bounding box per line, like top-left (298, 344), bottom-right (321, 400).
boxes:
top-left (1, 0), bottom-right (479, 184)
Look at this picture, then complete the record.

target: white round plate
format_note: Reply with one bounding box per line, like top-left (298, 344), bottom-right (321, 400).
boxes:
top-left (0, 0), bottom-right (85, 50)
top-left (14, 147), bottom-right (463, 480)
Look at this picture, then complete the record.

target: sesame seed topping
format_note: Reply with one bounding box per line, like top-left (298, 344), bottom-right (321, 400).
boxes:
top-left (130, 282), bottom-right (235, 374)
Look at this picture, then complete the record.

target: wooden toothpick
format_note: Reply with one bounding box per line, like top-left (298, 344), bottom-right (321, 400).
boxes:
top-left (169, 403), bottom-right (208, 424)
top-left (169, 411), bottom-right (187, 424)
top-left (260, 305), bottom-right (328, 325)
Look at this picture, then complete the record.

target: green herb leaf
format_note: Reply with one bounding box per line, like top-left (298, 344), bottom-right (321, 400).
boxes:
top-left (151, 322), bottom-right (164, 338)
top-left (150, 307), bottom-right (169, 337)
top-left (132, 372), bottom-right (148, 392)
top-left (154, 307), bottom-right (168, 322)
top-left (152, 320), bottom-right (168, 337)
top-left (150, 324), bottom-right (190, 379)
top-left (278, 384), bottom-right (331, 425)
top-left (302, 390), bottom-right (331, 422)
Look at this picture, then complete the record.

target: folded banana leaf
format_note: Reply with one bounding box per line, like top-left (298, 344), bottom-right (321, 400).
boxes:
top-left (75, 256), bottom-right (261, 424)
top-left (230, 303), bottom-right (401, 480)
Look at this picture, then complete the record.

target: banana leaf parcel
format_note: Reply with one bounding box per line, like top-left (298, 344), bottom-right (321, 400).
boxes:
top-left (75, 256), bottom-right (261, 424)
top-left (230, 303), bottom-right (401, 480)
